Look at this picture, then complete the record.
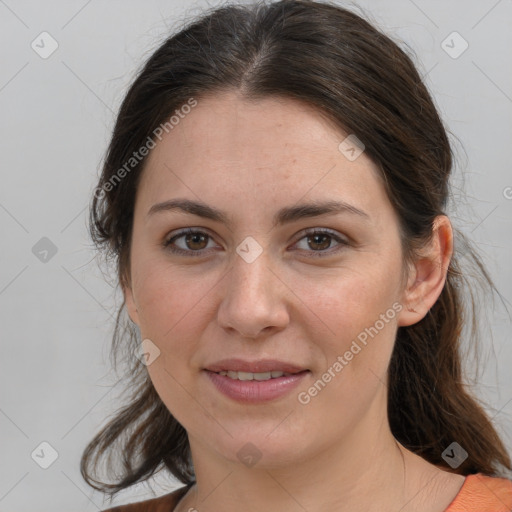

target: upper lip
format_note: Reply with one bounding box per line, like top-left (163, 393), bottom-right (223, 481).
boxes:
top-left (205, 358), bottom-right (308, 374)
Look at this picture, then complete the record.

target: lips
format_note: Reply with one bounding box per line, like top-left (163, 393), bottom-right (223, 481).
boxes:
top-left (203, 359), bottom-right (310, 402)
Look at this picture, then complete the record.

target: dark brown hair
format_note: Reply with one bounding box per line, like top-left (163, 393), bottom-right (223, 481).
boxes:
top-left (81, 0), bottom-right (511, 496)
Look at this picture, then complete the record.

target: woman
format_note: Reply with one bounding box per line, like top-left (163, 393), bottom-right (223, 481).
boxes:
top-left (81, 1), bottom-right (512, 510)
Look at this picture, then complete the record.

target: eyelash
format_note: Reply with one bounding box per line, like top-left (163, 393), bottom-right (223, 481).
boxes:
top-left (163, 227), bottom-right (349, 258)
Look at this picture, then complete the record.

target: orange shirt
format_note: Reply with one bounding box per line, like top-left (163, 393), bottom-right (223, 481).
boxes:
top-left (445, 473), bottom-right (512, 511)
top-left (103, 473), bottom-right (512, 511)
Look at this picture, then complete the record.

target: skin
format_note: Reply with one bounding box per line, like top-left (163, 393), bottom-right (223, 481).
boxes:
top-left (124, 90), bottom-right (465, 512)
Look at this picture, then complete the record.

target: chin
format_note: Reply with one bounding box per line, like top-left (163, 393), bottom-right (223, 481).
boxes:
top-left (204, 426), bottom-right (313, 469)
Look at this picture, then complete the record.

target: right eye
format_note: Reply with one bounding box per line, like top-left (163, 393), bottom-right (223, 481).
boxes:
top-left (163, 228), bottom-right (220, 256)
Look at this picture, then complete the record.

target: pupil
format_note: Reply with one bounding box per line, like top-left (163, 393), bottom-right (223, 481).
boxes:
top-left (187, 233), bottom-right (207, 250)
top-left (309, 234), bottom-right (330, 250)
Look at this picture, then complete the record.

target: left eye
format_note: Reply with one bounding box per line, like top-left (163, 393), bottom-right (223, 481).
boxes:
top-left (292, 229), bottom-right (348, 256)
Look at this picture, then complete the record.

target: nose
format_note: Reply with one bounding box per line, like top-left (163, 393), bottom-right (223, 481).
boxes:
top-left (216, 250), bottom-right (290, 339)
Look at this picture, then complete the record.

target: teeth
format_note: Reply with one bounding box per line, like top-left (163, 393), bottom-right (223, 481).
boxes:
top-left (217, 370), bottom-right (290, 380)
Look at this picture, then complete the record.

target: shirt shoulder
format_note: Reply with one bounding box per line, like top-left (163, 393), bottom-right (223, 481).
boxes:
top-left (101, 485), bottom-right (190, 512)
top-left (444, 473), bottom-right (512, 512)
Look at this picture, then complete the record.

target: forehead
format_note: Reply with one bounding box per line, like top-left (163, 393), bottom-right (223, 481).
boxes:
top-left (147, 91), bottom-right (343, 169)
top-left (179, 91), bottom-right (340, 145)
top-left (136, 91), bottom-right (388, 222)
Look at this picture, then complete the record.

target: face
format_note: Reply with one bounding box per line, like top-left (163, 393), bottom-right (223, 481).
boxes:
top-left (124, 90), bottom-right (415, 468)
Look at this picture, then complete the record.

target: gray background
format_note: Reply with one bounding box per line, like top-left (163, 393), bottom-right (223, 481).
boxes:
top-left (0, 0), bottom-right (511, 510)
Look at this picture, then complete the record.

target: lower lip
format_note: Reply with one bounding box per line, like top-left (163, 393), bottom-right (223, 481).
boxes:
top-left (204, 370), bottom-right (309, 403)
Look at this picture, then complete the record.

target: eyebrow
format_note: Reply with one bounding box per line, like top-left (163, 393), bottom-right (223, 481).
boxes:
top-left (146, 198), bottom-right (370, 227)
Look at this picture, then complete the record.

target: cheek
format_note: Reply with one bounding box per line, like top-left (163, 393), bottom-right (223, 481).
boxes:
top-left (293, 276), bottom-right (400, 439)
top-left (133, 263), bottom-right (217, 426)
top-left (294, 266), bottom-right (401, 392)
top-left (131, 261), bottom-right (216, 397)
top-left (133, 258), bottom-right (213, 337)
top-left (297, 264), bottom-right (401, 340)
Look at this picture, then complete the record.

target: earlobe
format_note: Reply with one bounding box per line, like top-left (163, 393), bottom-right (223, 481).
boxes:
top-left (397, 215), bottom-right (453, 327)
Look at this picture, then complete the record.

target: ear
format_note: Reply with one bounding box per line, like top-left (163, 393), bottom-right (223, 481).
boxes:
top-left (122, 275), bottom-right (140, 326)
top-left (397, 215), bottom-right (453, 327)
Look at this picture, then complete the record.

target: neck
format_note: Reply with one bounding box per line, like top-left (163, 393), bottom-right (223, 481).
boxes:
top-left (176, 397), bottom-right (447, 512)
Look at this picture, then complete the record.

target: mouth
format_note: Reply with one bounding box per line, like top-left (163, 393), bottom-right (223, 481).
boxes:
top-left (214, 370), bottom-right (298, 381)
top-left (203, 359), bottom-right (310, 403)
top-left (204, 358), bottom-right (308, 376)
